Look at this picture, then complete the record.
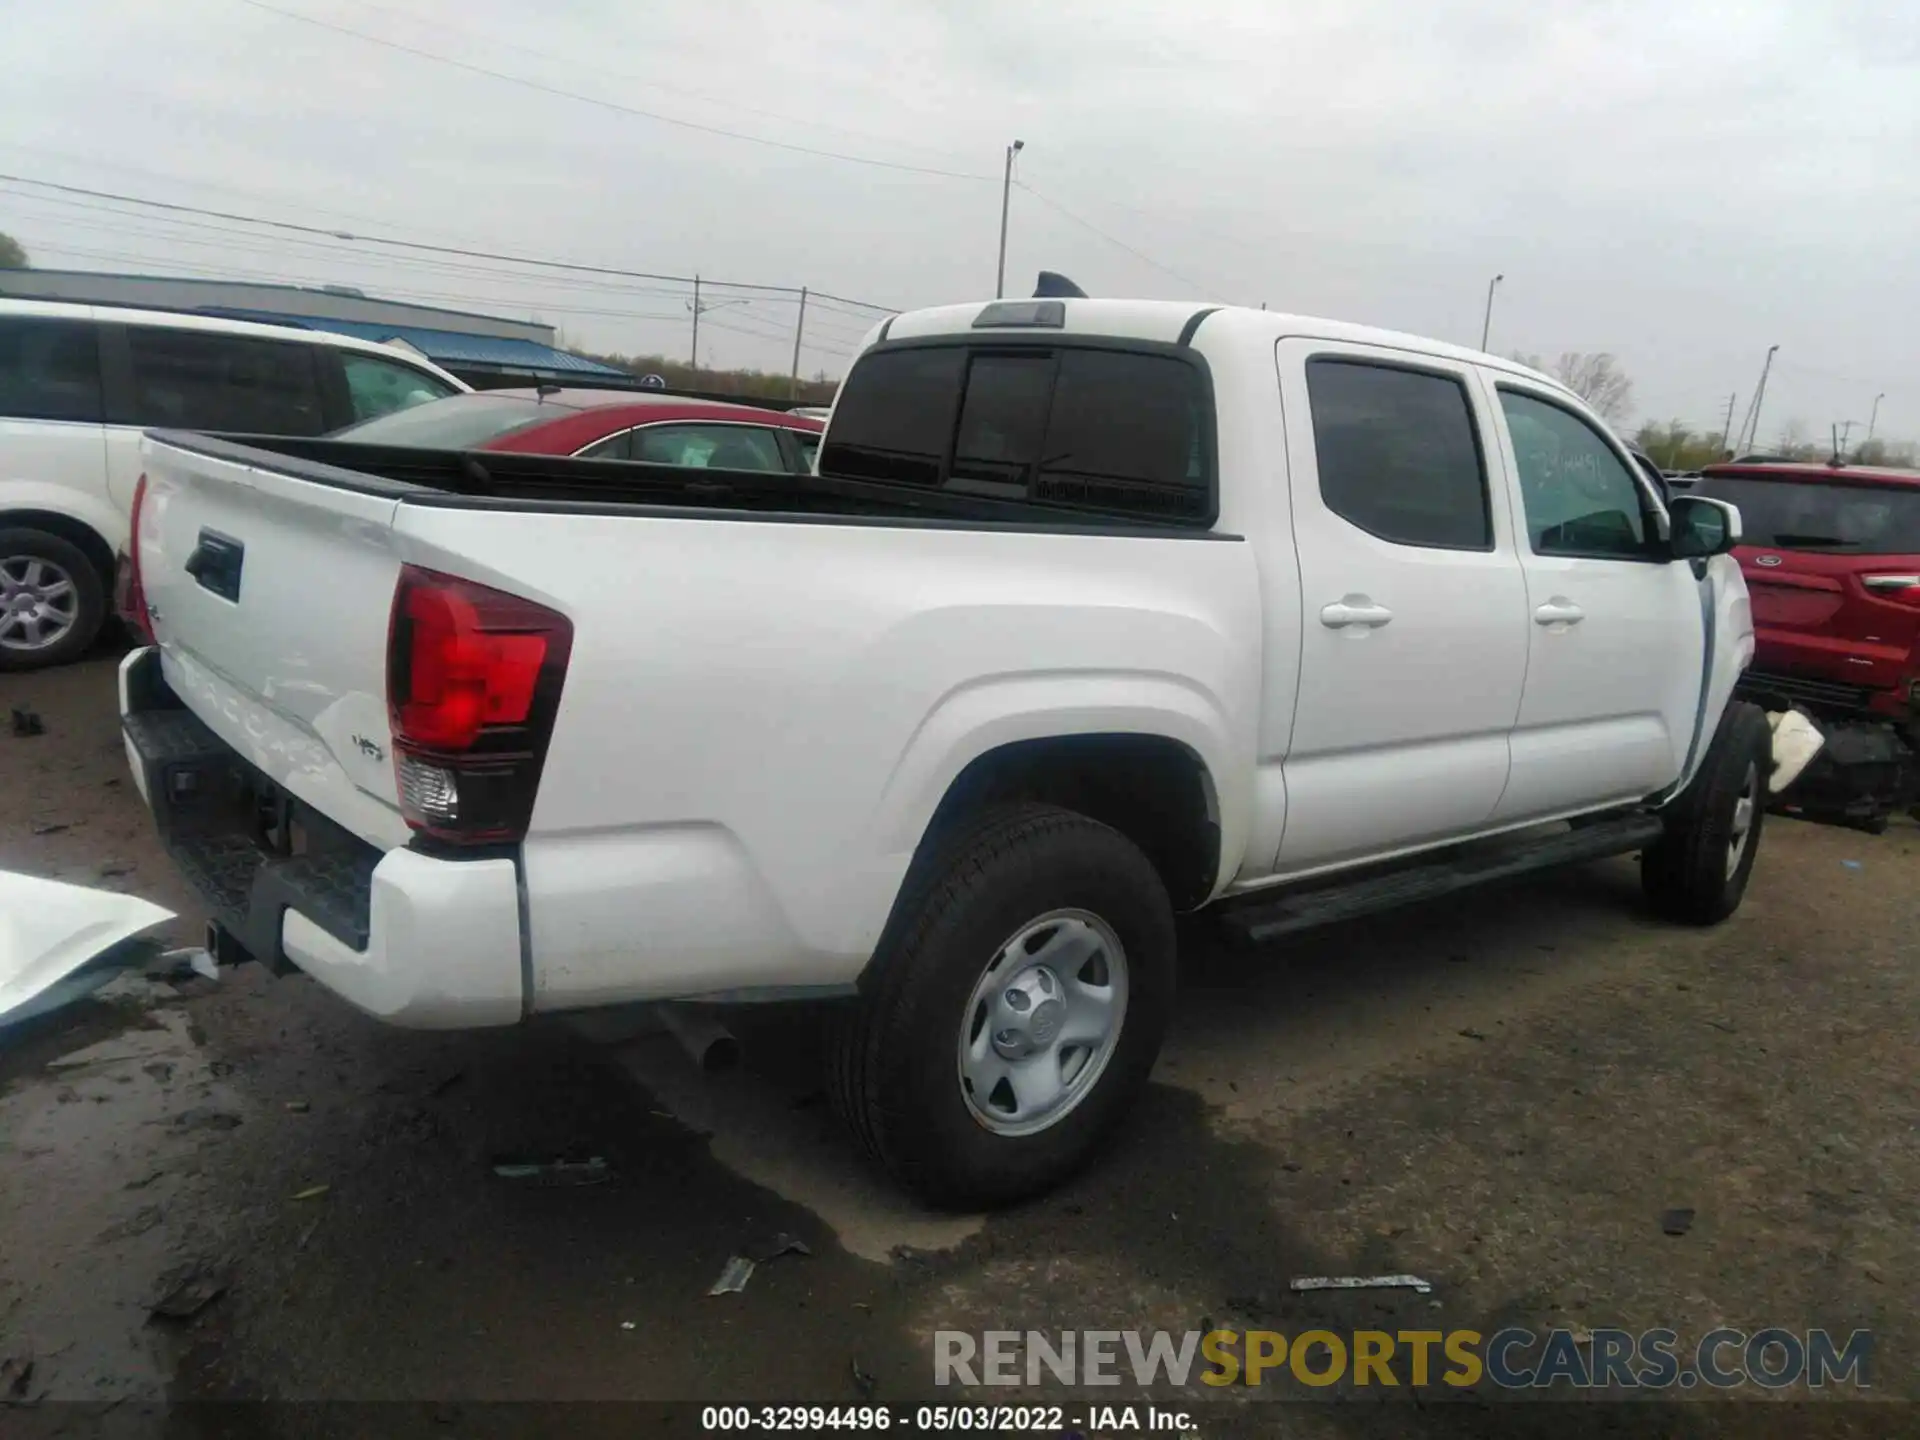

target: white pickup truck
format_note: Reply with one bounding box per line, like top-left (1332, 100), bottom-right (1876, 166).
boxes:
top-left (120, 296), bottom-right (1763, 1207)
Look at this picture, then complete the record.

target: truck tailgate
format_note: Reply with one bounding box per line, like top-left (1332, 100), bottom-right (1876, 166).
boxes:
top-left (137, 434), bottom-right (411, 849)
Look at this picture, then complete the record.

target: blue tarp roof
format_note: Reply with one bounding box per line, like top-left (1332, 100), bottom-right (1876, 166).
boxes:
top-left (197, 309), bottom-right (630, 377)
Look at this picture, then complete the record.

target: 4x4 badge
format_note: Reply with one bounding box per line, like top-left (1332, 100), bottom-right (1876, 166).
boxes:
top-left (1755, 555), bottom-right (1783, 566)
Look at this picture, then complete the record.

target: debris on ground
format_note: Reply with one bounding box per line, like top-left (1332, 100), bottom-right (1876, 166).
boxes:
top-left (10, 708), bottom-right (45, 737)
top-left (620, 1321), bottom-right (636, 1331)
top-left (850, 1358), bottom-right (878, 1398)
top-left (285, 1099), bottom-right (311, 1114)
top-left (1290, 1274), bottom-right (1434, 1295)
top-left (707, 1256), bottom-right (756, 1295)
top-left (96, 860), bottom-right (136, 880)
top-left (29, 820), bottom-right (68, 836)
top-left (148, 1261), bottom-right (233, 1322)
top-left (125, 1170), bottom-right (164, 1190)
top-left (171, 1105), bottom-right (244, 1132)
top-left (1841, 859), bottom-right (1863, 872)
top-left (490, 1155), bottom-right (609, 1186)
top-left (146, 947), bottom-right (218, 983)
top-left (296, 1218), bottom-right (322, 1252)
top-left (1457, 1027), bottom-right (1488, 1041)
top-left (427, 1070), bottom-right (466, 1098)
top-left (1661, 1207), bottom-right (1696, 1237)
top-left (46, 1026), bottom-right (182, 1071)
top-left (752, 1233), bottom-right (813, 1264)
top-left (1, 872), bottom-right (175, 1031)
top-left (291, 1184), bottom-right (330, 1202)
top-left (1, 1354), bottom-right (34, 1400)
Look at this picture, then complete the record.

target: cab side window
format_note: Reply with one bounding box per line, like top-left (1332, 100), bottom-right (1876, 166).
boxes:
top-left (1305, 358), bottom-right (1491, 550)
top-left (1498, 389), bottom-right (1653, 559)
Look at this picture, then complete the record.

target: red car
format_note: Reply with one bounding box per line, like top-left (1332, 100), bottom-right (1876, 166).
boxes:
top-left (329, 388), bottom-right (825, 473)
top-left (1691, 458), bottom-right (1920, 825)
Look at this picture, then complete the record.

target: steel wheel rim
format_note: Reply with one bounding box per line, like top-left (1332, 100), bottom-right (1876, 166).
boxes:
top-left (0, 555), bottom-right (80, 653)
top-left (956, 908), bottom-right (1129, 1138)
top-left (1726, 761), bottom-right (1759, 880)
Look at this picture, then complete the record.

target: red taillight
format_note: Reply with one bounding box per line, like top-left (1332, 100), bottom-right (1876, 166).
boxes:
top-left (120, 473), bottom-right (155, 644)
top-left (386, 565), bottom-right (572, 844)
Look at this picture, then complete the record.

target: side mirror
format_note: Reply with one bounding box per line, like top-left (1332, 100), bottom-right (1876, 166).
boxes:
top-left (1668, 495), bottom-right (1741, 559)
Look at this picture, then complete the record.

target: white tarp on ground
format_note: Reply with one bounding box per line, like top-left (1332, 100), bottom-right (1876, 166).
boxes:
top-left (0, 871), bottom-right (174, 1029)
top-left (1768, 709), bottom-right (1827, 794)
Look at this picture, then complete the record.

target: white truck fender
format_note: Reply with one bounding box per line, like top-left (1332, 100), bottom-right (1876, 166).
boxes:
top-left (868, 669), bottom-right (1246, 899)
top-left (1666, 554), bottom-right (1755, 799)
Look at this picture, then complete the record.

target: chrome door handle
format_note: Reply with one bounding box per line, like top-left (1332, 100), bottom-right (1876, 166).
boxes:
top-left (1534, 599), bottom-right (1585, 626)
top-left (1321, 597), bottom-right (1394, 629)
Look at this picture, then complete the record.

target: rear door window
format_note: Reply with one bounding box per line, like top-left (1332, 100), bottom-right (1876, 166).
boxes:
top-left (633, 423), bottom-right (787, 472)
top-left (820, 343), bottom-right (1210, 523)
top-left (1305, 358), bottom-right (1491, 549)
top-left (120, 327), bottom-right (328, 434)
top-left (0, 316), bottom-right (104, 423)
top-left (1691, 476), bottom-right (1920, 554)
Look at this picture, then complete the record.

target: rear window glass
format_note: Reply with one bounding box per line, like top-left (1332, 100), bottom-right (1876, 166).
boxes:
top-left (331, 393), bottom-right (562, 449)
top-left (1691, 476), bottom-right (1920, 554)
top-left (819, 344), bottom-right (1211, 524)
top-left (0, 316), bottom-right (103, 423)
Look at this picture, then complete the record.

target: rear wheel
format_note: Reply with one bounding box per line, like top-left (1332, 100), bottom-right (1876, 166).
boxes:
top-left (0, 528), bottom-right (106, 671)
top-left (830, 804), bottom-right (1176, 1209)
top-left (1643, 702), bottom-right (1771, 924)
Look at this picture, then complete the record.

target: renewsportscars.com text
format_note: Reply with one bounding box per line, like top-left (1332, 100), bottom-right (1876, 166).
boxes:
top-left (935, 1327), bottom-right (1873, 1391)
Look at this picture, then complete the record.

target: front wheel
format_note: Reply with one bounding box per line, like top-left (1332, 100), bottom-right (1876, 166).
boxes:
top-left (1643, 701), bottom-right (1771, 924)
top-left (830, 804), bottom-right (1177, 1209)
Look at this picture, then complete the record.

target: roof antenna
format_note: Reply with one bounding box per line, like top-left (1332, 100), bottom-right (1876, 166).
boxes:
top-left (1033, 271), bottom-right (1088, 299)
top-left (1830, 423), bottom-right (1843, 467)
top-left (535, 382), bottom-right (562, 401)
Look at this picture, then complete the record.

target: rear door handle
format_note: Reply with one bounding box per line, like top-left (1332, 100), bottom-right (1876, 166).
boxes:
top-left (1534, 599), bottom-right (1585, 626)
top-left (1320, 596), bottom-right (1393, 629)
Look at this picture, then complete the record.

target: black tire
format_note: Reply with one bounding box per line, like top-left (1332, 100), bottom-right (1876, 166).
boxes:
top-left (830, 803), bottom-right (1177, 1209)
top-left (0, 527), bottom-right (107, 671)
top-left (1642, 701), bottom-right (1771, 924)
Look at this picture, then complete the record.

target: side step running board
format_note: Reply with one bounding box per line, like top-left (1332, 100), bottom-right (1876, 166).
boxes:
top-left (1220, 814), bottom-right (1667, 945)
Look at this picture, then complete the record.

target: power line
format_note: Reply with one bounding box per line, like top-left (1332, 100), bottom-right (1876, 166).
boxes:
top-left (335, 0), bottom-right (982, 171)
top-left (1012, 181), bottom-right (1223, 298)
top-left (0, 172), bottom-right (901, 312)
top-left (237, 0), bottom-right (994, 184)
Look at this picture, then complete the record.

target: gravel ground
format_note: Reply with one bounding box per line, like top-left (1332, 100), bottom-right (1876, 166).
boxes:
top-left (1, 651), bottom-right (1913, 1438)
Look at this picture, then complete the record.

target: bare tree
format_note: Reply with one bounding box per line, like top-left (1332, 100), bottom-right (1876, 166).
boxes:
top-left (1774, 419), bottom-right (1817, 461)
top-left (0, 231), bottom-right (27, 269)
top-left (1510, 351), bottom-right (1635, 425)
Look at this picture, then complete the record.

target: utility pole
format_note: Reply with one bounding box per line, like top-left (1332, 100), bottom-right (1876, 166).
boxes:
top-left (689, 274), bottom-right (701, 380)
top-left (995, 139), bottom-right (1025, 299)
top-left (788, 287), bottom-right (808, 400)
top-left (1718, 391), bottom-right (1738, 456)
top-left (1480, 273), bottom-right (1503, 351)
top-left (1868, 392), bottom-right (1885, 446)
top-left (1744, 344), bottom-right (1780, 453)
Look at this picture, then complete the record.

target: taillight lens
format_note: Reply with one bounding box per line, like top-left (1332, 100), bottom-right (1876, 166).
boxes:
top-left (119, 473), bottom-right (155, 644)
top-left (386, 565), bottom-right (572, 844)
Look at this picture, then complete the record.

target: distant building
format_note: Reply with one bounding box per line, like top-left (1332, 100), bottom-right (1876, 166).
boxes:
top-left (0, 268), bottom-right (630, 386)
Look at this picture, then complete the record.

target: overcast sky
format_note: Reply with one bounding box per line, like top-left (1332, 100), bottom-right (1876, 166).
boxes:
top-left (4, 0), bottom-right (1915, 442)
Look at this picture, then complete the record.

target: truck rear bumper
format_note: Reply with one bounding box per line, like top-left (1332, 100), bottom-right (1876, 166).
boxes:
top-left (118, 647), bottom-right (524, 1029)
